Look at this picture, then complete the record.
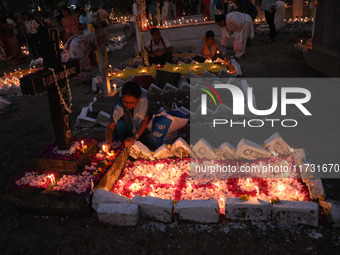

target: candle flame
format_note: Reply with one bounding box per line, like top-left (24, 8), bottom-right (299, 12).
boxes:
top-left (277, 184), bottom-right (285, 192)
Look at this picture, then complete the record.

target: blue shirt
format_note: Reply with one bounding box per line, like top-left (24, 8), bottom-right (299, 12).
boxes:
top-left (79, 13), bottom-right (90, 26)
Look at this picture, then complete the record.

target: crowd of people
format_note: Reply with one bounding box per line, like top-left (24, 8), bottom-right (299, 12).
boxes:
top-left (0, 5), bottom-right (116, 70)
top-left (145, 0), bottom-right (286, 61)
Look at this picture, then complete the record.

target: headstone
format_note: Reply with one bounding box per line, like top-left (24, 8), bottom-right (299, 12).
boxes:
top-left (171, 138), bottom-right (191, 158)
top-left (148, 83), bottom-right (163, 95)
top-left (153, 144), bottom-right (174, 159)
top-left (264, 132), bottom-right (292, 156)
top-left (192, 138), bottom-right (215, 160)
top-left (219, 69), bottom-right (233, 78)
top-left (129, 141), bottom-right (154, 160)
top-left (236, 139), bottom-right (271, 160)
top-left (96, 111), bottom-right (111, 127)
top-left (163, 82), bottom-right (179, 93)
top-left (215, 142), bottom-right (236, 160)
top-left (203, 70), bottom-right (217, 78)
top-left (178, 82), bottom-right (191, 91)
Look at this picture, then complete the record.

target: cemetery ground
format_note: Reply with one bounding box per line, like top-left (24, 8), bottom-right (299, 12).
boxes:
top-left (1, 31), bottom-right (340, 254)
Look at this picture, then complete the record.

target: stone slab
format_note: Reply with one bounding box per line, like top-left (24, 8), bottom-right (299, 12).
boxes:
top-left (97, 203), bottom-right (139, 226)
top-left (153, 144), bottom-right (174, 160)
top-left (225, 197), bottom-right (271, 221)
top-left (129, 141), bottom-right (154, 160)
top-left (192, 138), bottom-right (215, 160)
top-left (175, 199), bottom-right (219, 223)
top-left (97, 111), bottom-right (111, 127)
top-left (264, 132), bottom-right (292, 156)
top-left (272, 200), bottom-right (319, 227)
top-left (215, 142), bottom-right (236, 160)
top-left (132, 195), bottom-right (173, 223)
top-left (92, 188), bottom-right (130, 211)
top-left (236, 139), bottom-right (271, 161)
top-left (171, 138), bottom-right (191, 158)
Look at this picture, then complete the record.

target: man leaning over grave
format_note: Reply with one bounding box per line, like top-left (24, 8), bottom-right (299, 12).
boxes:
top-left (145, 28), bottom-right (173, 65)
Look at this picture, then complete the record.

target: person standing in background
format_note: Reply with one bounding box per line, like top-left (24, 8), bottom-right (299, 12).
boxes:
top-left (97, 5), bottom-right (109, 27)
top-left (261, 0), bottom-right (277, 43)
top-left (79, 9), bottom-right (90, 33)
top-left (62, 7), bottom-right (79, 41)
top-left (274, 0), bottom-right (285, 31)
top-left (22, 12), bottom-right (41, 58)
top-left (203, 0), bottom-right (211, 20)
top-left (232, 0), bottom-right (258, 21)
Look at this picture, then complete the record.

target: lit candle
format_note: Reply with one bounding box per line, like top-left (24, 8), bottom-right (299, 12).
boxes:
top-left (194, 66), bottom-right (199, 69)
top-left (113, 83), bottom-right (117, 91)
top-left (81, 140), bottom-right (84, 147)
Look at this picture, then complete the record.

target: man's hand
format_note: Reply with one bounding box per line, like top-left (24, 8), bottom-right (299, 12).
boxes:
top-left (124, 136), bottom-right (136, 147)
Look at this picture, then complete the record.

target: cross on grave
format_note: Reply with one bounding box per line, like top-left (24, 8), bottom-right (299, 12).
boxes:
top-left (20, 28), bottom-right (80, 150)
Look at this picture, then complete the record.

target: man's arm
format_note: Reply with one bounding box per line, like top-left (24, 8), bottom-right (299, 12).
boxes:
top-left (105, 121), bottom-right (116, 151)
top-left (124, 115), bottom-right (149, 147)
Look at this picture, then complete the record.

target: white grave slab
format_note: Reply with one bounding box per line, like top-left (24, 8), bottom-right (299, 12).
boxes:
top-left (215, 142), bottom-right (236, 160)
top-left (192, 138), bottom-right (215, 160)
top-left (132, 195), bottom-right (174, 223)
top-left (236, 139), bottom-right (271, 160)
top-left (97, 203), bottom-right (139, 226)
top-left (225, 197), bottom-right (271, 221)
top-left (92, 188), bottom-right (130, 211)
top-left (272, 200), bottom-right (319, 227)
top-left (153, 144), bottom-right (174, 159)
top-left (175, 199), bottom-right (219, 223)
top-left (264, 132), bottom-right (292, 156)
top-left (129, 141), bottom-right (154, 160)
top-left (171, 137), bottom-right (191, 158)
top-left (97, 111), bottom-right (111, 127)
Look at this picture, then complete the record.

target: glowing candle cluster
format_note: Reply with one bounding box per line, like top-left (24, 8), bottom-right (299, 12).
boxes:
top-left (111, 155), bottom-right (310, 215)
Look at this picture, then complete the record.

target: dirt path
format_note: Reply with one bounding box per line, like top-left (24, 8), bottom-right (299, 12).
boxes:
top-left (1, 31), bottom-right (340, 255)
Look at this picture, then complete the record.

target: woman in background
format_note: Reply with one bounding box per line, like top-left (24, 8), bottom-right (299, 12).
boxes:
top-left (62, 7), bottom-right (79, 41)
top-left (194, 30), bottom-right (227, 62)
